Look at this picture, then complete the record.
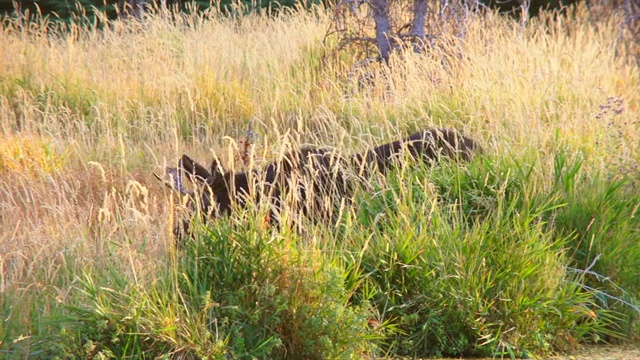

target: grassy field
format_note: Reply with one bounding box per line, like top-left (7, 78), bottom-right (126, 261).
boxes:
top-left (1, 4), bottom-right (639, 359)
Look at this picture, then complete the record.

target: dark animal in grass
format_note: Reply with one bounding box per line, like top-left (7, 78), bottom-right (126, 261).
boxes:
top-left (156, 128), bottom-right (480, 236)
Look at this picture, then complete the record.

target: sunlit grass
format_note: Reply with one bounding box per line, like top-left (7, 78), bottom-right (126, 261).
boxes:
top-left (0, 134), bottom-right (66, 174)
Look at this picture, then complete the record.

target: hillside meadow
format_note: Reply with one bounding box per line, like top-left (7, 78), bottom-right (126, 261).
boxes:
top-left (0, 4), bottom-right (639, 359)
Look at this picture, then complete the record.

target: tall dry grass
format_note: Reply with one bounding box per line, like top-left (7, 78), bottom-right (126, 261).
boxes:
top-left (0, 3), bottom-right (638, 357)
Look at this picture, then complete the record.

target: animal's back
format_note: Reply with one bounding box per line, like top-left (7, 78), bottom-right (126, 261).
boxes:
top-left (354, 128), bottom-right (480, 175)
top-left (257, 146), bottom-right (354, 224)
top-left (158, 128), bottom-right (481, 233)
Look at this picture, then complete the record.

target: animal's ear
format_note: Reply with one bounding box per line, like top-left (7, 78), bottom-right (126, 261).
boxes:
top-left (180, 154), bottom-right (211, 183)
top-left (207, 158), bottom-right (225, 186)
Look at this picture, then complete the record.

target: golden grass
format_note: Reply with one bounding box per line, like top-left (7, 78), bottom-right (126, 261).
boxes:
top-left (0, 4), bottom-right (638, 341)
top-left (0, 134), bottom-right (66, 174)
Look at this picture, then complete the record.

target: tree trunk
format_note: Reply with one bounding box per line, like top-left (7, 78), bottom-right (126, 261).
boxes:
top-left (369, 0), bottom-right (392, 64)
top-left (117, 0), bottom-right (149, 19)
top-left (411, 0), bottom-right (428, 53)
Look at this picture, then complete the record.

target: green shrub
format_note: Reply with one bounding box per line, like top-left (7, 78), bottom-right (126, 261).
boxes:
top-left (335, 154), bottom-right (629, 357)
top-left (180, 216), bottom-right (373, 359)
top-left (550, 152), bottom-right (640, 338)
top-left (17, 152), bottom-right (638, 359)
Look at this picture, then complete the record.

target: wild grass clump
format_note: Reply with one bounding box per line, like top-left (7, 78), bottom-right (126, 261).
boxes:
top-left (331, 154), bottom-right (628, 358)
top-left (550, 155), bottom-right (640, 337)
top-left (29, 215), bottom-right (372, 359)
top-left (179, 218), bottom-right (373, 359)
top-left (0, 135), bottom-right (66, 175)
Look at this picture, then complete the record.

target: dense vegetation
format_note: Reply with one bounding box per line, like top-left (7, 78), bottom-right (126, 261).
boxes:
top-left (0, 0), bottom-right (584, 23)
top-left (0, 0), bottom-right (326, 22)
top-left (1, 3), bottom-right (638, 359)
